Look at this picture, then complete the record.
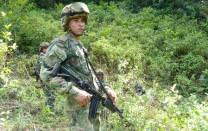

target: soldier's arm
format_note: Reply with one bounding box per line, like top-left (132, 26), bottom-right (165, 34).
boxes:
top-left (42, 42), bottom-right (80, 96)
top-left (42, 42), bottom-right (91, 106)
top-left (101, 80), bottom-right (112, 92)
top-left (49, 76), bottom-right (91, 106)
top-left (103, 81), bottom-right (117, 104)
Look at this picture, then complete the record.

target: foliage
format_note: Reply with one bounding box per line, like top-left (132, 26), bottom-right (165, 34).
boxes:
top-left (106, 73), bottom-right (208, 130)
top-left (83, 3), bottom-right (208, 96)
top-left (0, 0), bottom-right (63, 53)
top-left (15, 9), bottom-right (62, 53)
top-left (0, 11), bottom-right (17, 88)
top-left (0, 1), bottom-right (208, 130)
top-left (29, 0), bottom-right (208, 22)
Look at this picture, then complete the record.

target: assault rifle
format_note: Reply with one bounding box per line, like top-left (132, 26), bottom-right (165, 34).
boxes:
top-left (51, 63), bottom-right (123, 119)
top-left (49, 46), bottom-right (124, 119)
top-left (48, 48), bottom-right (135, 127)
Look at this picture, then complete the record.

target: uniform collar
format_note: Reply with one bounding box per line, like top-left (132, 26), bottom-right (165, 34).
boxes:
top-left (67, 33), bottom-right (84, 48)
top-left (67, 33), bottom-right (81, 43)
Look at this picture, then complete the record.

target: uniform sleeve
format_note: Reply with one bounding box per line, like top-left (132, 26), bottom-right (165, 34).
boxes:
top-left (49, 76), bottom-right (79, 96)
top-left (43, 42), bottom-right (80, 96)
top-left (45, 42), bottom-right (67, 67)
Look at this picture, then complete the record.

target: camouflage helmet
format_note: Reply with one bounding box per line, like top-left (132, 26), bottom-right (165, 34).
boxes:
top-left (61, 2), bottom-right (90, 31)
top-left (39, 42), bottom-right (49, 52)
top-left (96, 69), bottom-right (104, 76)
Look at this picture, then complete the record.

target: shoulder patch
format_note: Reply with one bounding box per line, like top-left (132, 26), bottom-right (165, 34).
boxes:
top-left (47, 35), bottom-right (69, 52)
top-left (59, 35), bottom-right (68, 42)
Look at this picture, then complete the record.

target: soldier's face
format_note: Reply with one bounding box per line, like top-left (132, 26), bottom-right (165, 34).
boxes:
top-left (68, 16), bottom-right (86, 36)
top-left (42, 48), bottom-right (48, 54)
top-left (97, 74), bottom-right (104, 81)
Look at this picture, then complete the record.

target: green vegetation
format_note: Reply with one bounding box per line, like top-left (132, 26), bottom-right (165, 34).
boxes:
top-left (0, 0), bottom-right (208, 130)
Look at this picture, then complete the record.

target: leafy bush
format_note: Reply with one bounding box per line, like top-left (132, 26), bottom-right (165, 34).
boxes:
top-left (16, 10), bottom-right (62, 53)
top-left (106, 74), bottom-right (208, 130)
top-left (84, 4), bottom-right (208, 96)
top-left (1, 1), bottom-right (208, 130)
top-left (0, 11), bottom-right (17, 87)
top-left (0, 0), bottom-right (63, 53)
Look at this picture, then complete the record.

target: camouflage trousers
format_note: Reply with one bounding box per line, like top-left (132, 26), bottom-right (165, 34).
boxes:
top-left (42, 85), bottom-right (56, 110)
top-left (65, 95), bottom-right (107, 131)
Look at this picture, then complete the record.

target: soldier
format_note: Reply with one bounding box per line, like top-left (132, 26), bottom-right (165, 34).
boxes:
top-left (96, 70), bottom-right (110, 92)
top-left (40, 2), bottom-right (116, 131)
top-left (96, 70), bottom-right (111, 127)
top-left (35, 42), bottom-right (56, 111)
top-left (34, 42), bottom-right (49, 81)
top-left (96, 71), bottom-right (105, 87)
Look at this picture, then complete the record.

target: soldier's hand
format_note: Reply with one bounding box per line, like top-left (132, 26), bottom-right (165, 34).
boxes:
top-left (73, 89), bottom-right (92, 107)
top-left (107, 89), bottom-right (117, 105)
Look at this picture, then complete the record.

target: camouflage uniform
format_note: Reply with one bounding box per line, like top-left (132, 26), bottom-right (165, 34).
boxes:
top-left (40, 3), bottom-right (112, 130)
top-left (35, 42), bottom-right (56, 110)
top-left (34, 42), bottom-right (49, 81)
top-left (96, 71), bottom-right (110, 129)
